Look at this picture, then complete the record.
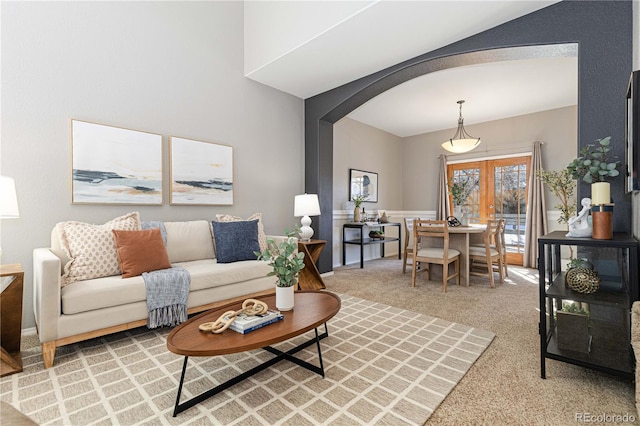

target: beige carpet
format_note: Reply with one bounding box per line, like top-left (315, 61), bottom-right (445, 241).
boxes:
top-left (325, 258), bottom-right (637, 425)
top-left (0, 290), bottom-right (493, 425)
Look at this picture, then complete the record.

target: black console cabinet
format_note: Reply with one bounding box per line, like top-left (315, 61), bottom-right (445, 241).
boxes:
top-left (538, 231), bottom-right (639, 379)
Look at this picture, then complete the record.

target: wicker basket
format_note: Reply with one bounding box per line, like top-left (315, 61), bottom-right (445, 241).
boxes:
top-left (566, 267), bottom-right (600, 294)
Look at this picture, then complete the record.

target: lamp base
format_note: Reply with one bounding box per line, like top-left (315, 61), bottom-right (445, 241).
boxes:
top-left (299, 216), bottom-right (314, 241)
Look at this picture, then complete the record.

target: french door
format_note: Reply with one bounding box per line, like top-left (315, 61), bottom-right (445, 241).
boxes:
top-left (447, 156), bottom-right (530, 265)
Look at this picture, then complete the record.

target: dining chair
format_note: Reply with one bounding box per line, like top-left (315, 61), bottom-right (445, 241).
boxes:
top-left (471, 219), bottom-right (508, 278)
top-left (411, 219), bottom-right (460, 292)
top-left (403, 217), bottom-right (418, 273)
top-left (495, 219), bottom-right (508, 278)
top-left (468, 220), bottom-right (504, 288)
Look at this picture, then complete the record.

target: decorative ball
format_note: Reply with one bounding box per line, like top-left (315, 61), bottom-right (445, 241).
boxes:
top-left (566, 267), bottom-right (600, 294)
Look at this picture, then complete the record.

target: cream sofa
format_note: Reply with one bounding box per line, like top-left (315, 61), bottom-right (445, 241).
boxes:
top-left (33, 215), bottom-right (285, 368)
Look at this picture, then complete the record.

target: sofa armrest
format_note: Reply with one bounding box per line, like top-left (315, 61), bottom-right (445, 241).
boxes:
top-left (33, 248), bottom-right (62, 343)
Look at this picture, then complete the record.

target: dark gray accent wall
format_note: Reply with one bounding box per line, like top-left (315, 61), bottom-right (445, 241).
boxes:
top-left (306, 0), bottom-right (633, 273)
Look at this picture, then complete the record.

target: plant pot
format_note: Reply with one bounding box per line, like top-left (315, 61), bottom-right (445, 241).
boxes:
top-left (276, 285), bottom-right (295, 311)
top-left (354, 207), bottom-right (361, 223)
top-left (591, 204), bottom-right (613, 240)
top-left (556, 311), bottom-right (591, 353)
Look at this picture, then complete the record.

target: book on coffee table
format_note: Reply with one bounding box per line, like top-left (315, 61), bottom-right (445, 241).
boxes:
top-left (229, 310), bottom-right (284, 334)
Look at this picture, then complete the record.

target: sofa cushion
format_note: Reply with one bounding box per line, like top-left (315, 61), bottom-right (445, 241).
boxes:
top-left (61, 259), bottom-right (272, 315)
top-left (113, 228), bottom-right (171, 278)
top-left (59, 212), bottom-right (141, 286)
top-left (164, 220), bottom-right (215, 263)
top-left (216, 212), bottom-right (267, 251)
top-left (211, 220), bottom-right (260, 263)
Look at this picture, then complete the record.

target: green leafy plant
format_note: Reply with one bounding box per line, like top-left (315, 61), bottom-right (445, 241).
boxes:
top-left (449, 177), bottom-right (476, 206)
top-left (368, 230), bottom-right (384, 238)
top-left (566, 136), bottom-right (621, 183)
top-left (560, 302), bottom-right (589, 317)
top-left (352, 194), bottom-right (369, 208)
top-left (535, 169), bottom-right (577, 226)
top-left (255, 229), bottom-right (305, 287)
top-left (566, 258), bottom-right (586, 269)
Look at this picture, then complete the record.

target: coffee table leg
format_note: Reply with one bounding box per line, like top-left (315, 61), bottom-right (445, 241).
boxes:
top-left (314, 327), bottom-right (325, 378)
top-left (173, 356), bottom-right (189, 417)
top-left (172, 324), bottom-right (331, 416)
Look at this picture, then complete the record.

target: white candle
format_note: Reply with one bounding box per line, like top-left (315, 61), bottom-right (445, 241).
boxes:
top-left (591, 182), bottom-right (610, 205)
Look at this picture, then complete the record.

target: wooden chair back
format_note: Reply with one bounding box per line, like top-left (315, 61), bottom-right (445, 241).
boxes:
top-left (469, 220), bottom-right (504, 287)
top-left (411, 219), bottom-right (460, 291)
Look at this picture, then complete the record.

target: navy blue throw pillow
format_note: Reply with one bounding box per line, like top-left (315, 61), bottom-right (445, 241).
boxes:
top-left (211, 219), bottom-right (260, 263)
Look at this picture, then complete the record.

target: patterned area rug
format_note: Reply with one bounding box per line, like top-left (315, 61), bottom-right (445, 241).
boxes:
top-left (0, 293), bottom-right (494, 425)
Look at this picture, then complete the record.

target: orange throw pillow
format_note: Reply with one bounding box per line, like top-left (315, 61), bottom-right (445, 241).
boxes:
top-left (113, 228), bottom-right (171, 278)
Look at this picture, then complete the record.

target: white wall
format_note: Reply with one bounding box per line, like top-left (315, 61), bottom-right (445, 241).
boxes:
top-left (333, 117), bottom-right (403, 266)
top-left (1, 2), bottom-right (304, 330)
top-left (402, 106), bottom-right (577, 211)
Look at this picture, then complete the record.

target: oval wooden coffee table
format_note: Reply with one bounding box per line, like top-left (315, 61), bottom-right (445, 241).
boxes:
top-left (167, 291), bottom-right (341, 416)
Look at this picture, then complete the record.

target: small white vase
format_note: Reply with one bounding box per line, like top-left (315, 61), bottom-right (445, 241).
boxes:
top-left (276, 285), bottom-right (295, 311)
top-left (454, 206), bottom-right (469, 226)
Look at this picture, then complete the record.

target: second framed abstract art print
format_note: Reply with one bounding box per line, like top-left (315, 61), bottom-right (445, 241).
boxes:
top-left (169, 136), bottom-right (234, 205)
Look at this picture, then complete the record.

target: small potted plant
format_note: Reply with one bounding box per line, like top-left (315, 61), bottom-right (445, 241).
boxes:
top-left (368, 230), bottom-right (384, 239)
top-left (535, 169), bottom-right (577, 232)
top-left (352, 194), bottom-right (368, 222)
top-left (449, 177), bottom-right (475, 225)
top-left (556, 302), bottom-right (591, 353)
top-left (255, 229), bottom-right (305, 311)
top-left (566, 136), bottom-right (621, 185)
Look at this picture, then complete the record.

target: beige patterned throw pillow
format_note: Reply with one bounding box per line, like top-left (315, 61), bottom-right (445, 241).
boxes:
top-left (59, 212), bottom-right (141, 286)
top-left (215, 212), bottom-right (267, 251)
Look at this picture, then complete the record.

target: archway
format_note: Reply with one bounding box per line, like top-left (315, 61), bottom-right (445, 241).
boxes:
top-left (304, 1), bottom-right (632, 274)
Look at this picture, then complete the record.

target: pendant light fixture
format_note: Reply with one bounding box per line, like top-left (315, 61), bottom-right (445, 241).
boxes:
top-left (442, 100), bottom-right (481, 154)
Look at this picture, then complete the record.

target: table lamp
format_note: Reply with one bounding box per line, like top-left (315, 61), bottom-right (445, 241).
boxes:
top-left (0, 176), bottom-right (20, 260)
top-left (294, 193), bottom-right (321, 241)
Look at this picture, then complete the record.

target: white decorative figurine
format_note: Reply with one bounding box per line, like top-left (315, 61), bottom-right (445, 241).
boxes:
top-left (566, 197), bottom-right (592, 237)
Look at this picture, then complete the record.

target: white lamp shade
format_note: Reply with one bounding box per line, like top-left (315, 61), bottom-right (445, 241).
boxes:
top-left (0, 176), bottom-right (20, 218)
top-left (441, 138), bottom-right (481, 154)
top-left (294, 193), bottom-right (321, 217)
top-left (294, 193), bottom-right (320, 241)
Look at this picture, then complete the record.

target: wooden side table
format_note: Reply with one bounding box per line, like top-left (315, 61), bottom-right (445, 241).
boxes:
top-left (297, 240), bottom-right (326, 291)
top-left (1, 264), bottom-right (24, 376)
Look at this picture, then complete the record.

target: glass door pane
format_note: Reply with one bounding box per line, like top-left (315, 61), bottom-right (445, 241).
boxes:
top-left (491, 158), bottom-right (529, 265)
top-left (448, 156), bottom-right (529, 265)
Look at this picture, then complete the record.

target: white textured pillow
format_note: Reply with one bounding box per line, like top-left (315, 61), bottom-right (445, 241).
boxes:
top-left (215, 213), bottom-right (267, 251)
top-left (164, 220), bottom-right (215, 263)
top-left (59, 212), bottom-right (141, 286)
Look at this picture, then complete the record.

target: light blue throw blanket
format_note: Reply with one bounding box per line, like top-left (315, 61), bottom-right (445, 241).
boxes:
top-left (142, 267), bottom-right (190, 329)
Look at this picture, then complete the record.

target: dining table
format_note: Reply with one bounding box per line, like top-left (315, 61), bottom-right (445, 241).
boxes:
top-left (448, 225), bottom-right (487, 286)
top-left (418, 224), bottom-right (486, 286)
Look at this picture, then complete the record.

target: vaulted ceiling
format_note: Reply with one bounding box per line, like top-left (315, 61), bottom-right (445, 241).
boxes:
top-left (244, 1), bottom-right (577, 137)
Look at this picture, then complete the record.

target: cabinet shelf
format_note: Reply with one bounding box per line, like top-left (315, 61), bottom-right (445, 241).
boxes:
top-left (546, 277), bottom-right (629, 307)
top-left (342, 222), bottom-right (402, 268)
top-left (545, 319), bottom-right (632, 375)
top-left (344, 237), bottom-right (400, 245)
top-left (538, 231), bottom-right (639, 380)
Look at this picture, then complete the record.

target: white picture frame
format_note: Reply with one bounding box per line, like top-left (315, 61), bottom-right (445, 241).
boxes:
top-left (71, 119), bottom-right (163, 205)
top-left (169, 136), bottom-right (234, 205)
